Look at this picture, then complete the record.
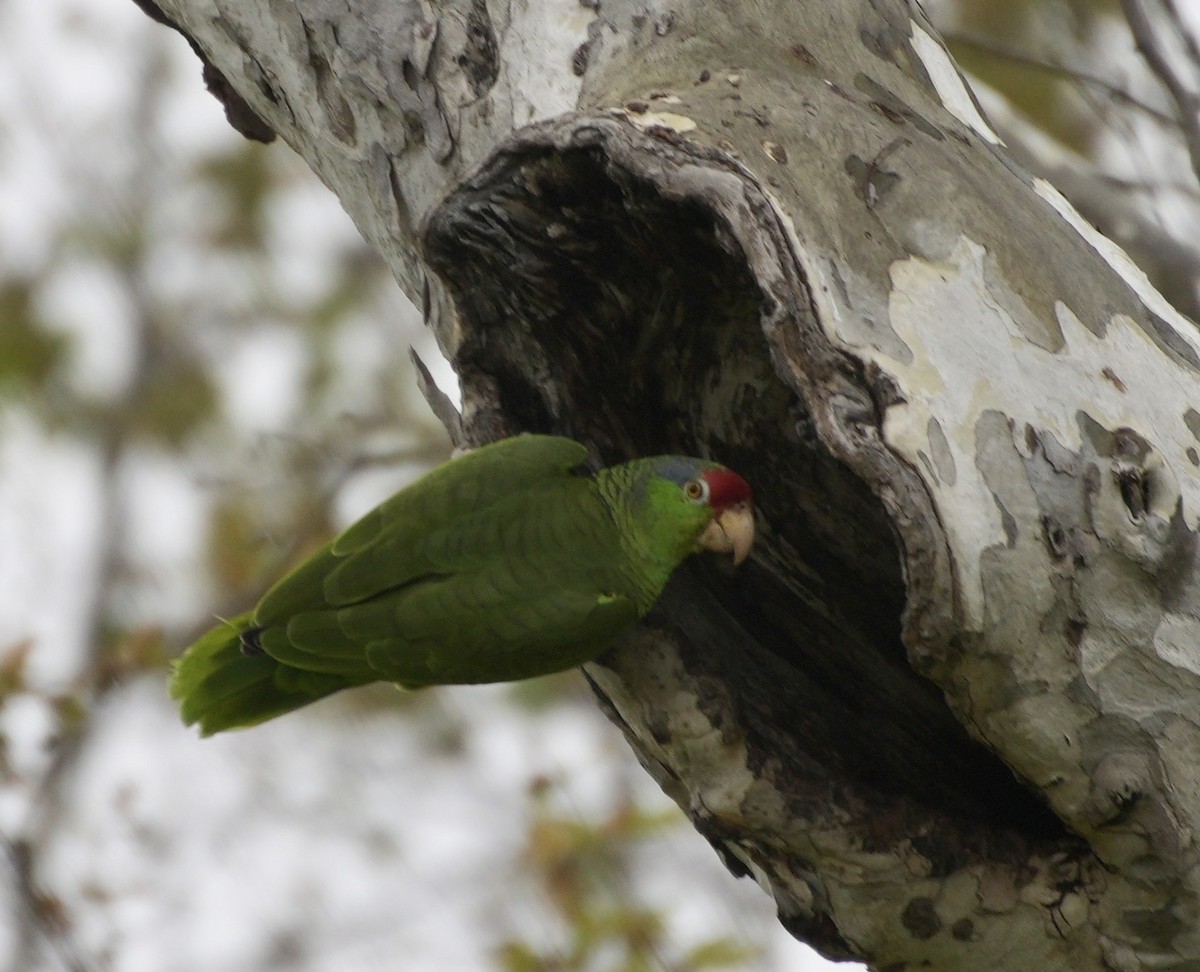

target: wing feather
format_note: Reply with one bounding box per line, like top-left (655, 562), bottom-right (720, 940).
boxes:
top-left (251, 435), bottom-right (630, 683)
top-left (364, 586), bottom-right (639, 686)
top-left (255, 435), bottom-right (589, 624)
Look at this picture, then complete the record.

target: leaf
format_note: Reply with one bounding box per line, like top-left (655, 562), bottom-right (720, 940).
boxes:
top-left (0, 282), bottom-right (68, 393)
top-left (496, 940), bottom-right (555, 972)
top-left (131, 354), bottom-right (218, 447)
top-left (681, 938), bottom-right (763, 969)
top-left (208, 497), bottom-right (270, 592)
top-left (195, 143), bottom-right (273, 249)
top-left (506, 670), bottom-right (587, 711)
top-left (0, 639), bottom-right (33, 697)
top-left (101, 625), bottom-right (168, 683)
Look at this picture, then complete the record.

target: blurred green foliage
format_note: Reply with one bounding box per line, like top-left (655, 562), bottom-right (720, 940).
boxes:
top-left (944, 0), bottom-right (1127, 152)
top-left (196, 143), bottom-right (274, 250)
top-left (0, 282), bottom-right (69, 394)
top-left (498, 780), bottom-right (762, 972)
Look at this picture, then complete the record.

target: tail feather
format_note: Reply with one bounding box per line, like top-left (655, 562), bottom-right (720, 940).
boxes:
top-left (170, 612), bottom-right (352, 735)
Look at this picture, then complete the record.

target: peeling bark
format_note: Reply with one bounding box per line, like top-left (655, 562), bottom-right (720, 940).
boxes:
top-left (143, 0), bottom-right (1200, 968)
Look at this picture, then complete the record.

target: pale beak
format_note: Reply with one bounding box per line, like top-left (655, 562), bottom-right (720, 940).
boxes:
top-left (697, 501), bottom-right (755, 566)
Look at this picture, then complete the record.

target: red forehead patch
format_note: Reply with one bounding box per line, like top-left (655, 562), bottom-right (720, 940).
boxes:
top-left (700, 468), bottom-right (752, 509)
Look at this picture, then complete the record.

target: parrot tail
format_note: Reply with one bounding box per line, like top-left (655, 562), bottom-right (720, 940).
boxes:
top-left (170, 612), bottom-right (350, 736)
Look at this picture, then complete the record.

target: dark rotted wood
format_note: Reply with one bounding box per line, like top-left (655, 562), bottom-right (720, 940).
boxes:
top-left (424, 136), bottom-right (1077, 864)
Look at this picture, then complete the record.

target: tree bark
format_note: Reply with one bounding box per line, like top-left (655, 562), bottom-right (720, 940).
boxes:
top-left (145, 0), bottom-right (1200, 968)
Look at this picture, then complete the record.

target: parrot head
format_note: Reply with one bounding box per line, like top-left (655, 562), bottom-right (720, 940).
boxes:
top-left (636, 457), bottom-right (755, 566)
top-left (691, 466), bottom-right (755, 565)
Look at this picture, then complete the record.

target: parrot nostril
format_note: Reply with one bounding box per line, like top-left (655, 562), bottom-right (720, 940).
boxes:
top-left (239, 627), bottom-right (265, 656)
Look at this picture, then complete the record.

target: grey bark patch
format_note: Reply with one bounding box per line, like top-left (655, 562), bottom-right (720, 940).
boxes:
top-left (853, 74), bottom-right (944, 141)
top-left (859, 23), bottom-right (908, 63)
top-left (397, 56), bottom-right (453, 161)
top-left (980, 254), bottom-right (1066, 353)
top-left (857, 0), bottom-right (912, 62)
top-left (1140, 310), bottom-right (1200, 371)
top-left (828, 258), bottom-right (851, 306)
top-left (993, 494), bottom-right (1018, 547)
top-left (304, 27), bottom-right (357, 144)
top-left (1184, 407), bottom-right (1200, 442)
top-left (458, 0), bottom-right (499, 98)
top-left (927, 416), bottom-right (956, 485)
top-left (844, 154), bottom-right (901, 208)
top-left (901, 896), bottom-right (942, 939)
top-left (1076, 412), bottom-right (1117, 458)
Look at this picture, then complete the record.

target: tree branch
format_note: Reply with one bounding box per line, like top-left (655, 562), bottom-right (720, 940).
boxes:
top-left (138, 1), bottom-right (1200, 967)
top-left (1120, 0), bottom-right (1200, 185)
top-left (946, 30), bottom-right (1179, 128)
top-left (128, 0), bottom-right (275, 142)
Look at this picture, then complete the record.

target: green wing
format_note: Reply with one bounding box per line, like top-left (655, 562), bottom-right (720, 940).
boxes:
top-left (255, 435), bottom-right (589, 622)
top-left (251, 435), bottom-right (638, 685)
top-left (365, 585), bottom-right (638, 685)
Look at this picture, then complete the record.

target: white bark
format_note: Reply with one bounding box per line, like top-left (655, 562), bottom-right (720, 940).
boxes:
top-left (148, 0), bottom-right (1200, 968)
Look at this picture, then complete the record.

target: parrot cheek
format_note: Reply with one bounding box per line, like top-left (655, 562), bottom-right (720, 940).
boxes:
top-left (697, 502), bottom-right (755, 565)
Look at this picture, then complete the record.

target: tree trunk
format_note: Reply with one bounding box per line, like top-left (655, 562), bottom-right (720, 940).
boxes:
top-left (145, 0), bottom-right (1200, 968)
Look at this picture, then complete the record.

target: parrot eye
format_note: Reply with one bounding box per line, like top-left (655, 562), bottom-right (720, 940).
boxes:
top-left (684, 479), bottom-right (709, 503)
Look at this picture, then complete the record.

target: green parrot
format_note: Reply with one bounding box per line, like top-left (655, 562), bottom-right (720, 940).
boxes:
top-left (171, 435), bottom-right (754, 735)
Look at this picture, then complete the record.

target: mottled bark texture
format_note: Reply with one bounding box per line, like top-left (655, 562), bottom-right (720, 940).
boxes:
top-left (146, 1), bottom-right (1200, 968)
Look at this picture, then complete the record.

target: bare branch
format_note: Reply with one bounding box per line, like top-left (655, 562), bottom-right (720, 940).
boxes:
top-left (946, 30), bottom-right (1179, 128)
top-left (1164, 0), bottom-right (1200, 74)
top-left (4, 837), bottom-right (94, 972)
top-left (1120, 0), bottom-right (1200, 184)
